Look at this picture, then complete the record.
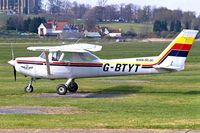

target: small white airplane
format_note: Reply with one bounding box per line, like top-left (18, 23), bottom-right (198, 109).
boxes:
top-left (8, 30), bottom-right (198, 95)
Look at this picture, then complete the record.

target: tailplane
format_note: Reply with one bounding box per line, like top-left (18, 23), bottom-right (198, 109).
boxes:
top-left (154, 29), bottom-right (198, 71)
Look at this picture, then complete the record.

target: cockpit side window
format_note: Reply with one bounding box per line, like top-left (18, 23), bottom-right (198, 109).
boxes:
top-left (61, 52), bottom-right (73, 62)
top-left (61, 52), bottom-right (98, 62)
top-left (78, 53), bottom-right (98, 62)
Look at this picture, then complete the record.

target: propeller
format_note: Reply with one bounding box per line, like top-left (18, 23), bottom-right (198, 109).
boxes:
top-left (11, 44), bottom-right (16, 81)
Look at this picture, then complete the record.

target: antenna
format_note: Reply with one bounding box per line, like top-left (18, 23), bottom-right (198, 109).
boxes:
top-left (74, 38), bottom-right (82, 44)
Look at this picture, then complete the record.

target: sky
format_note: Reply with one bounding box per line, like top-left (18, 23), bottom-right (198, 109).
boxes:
top-left (68, 0), bottom-right (200, 15)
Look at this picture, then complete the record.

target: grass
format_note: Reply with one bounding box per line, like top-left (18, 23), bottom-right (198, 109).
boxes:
top-left (98, 22), bottom-right (153, 33)
top-left (0, 39), bottom-right (199, 129)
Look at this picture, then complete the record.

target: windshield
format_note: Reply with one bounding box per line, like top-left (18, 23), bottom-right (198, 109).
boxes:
top-left (39, 52), bottom-right (46, 59)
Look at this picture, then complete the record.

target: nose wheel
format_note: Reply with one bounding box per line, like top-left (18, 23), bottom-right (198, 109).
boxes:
top-left (24, 78), bottom-right (34, 93)
top-left (56, 79), bottom-right (78, 95)
top-left (24, 85), bottom-right (34, 93)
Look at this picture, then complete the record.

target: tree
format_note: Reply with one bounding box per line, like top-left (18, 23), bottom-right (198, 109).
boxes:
top-left (153, 20), bottom-right (168, 32)
top-left (192, 17), bottom-right (200, 30)
top-left (98, 0), bottom-right (108, 7)
top-left (170, 21), bottom-right (175, 31)
top-left (71, 1), bottom-right (79, 19)
top-left (153, 8), bottom-right (172, 22)
top-left (182, 11), bottom-right (195, 29)
top-left (153, 20), bottom-right (161, 32)
top-left (97, 0), bottom-right (108, 21)
top-left (28, 17), bottom-right (46, 33)
top-left (104, 5), bottom-right (119, 21)
top-left (48, 0), bottom-right (62, 14)
top-left (161, 21), bottom-right (168, 31)
top-left (137, 6), bottom-right (152, 23)
top-left (6, 15), bottom-right (24, 31)
top-left (33, 0), bottom-right (42, 14)
top-left (174, 20), bottom-right (182, 32)
top-left (23, 18), bottom-right (31, 32)
top-left (84, 8), bottom-right (96, 31)
top-left (124, 4), bottom-right (133, 22)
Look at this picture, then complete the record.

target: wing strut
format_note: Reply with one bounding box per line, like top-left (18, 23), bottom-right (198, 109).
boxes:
top-left (44, 52), bottom-right (51, 76)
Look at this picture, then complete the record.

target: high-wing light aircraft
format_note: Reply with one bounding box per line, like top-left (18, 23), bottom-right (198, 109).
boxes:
top-left (8, 30), bottom-right (198, 95)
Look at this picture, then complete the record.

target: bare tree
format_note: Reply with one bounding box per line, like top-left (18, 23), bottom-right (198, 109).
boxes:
top-left (104, 5), bottom-right (118, 21)
top-left (48, 0), bottom-right (62, 14)
top-left (61, 0), bottom-right (72, 14)
top-left (98, 0), bottom-right (108, 7)
top-left (83, 8), bottom-right (96, 31)
top-left (97, 0), bottom-right (108, 21)
top-left (192, 16), bottom-right (200, 30)
top-left (182, 11), bottom-right (196, 29)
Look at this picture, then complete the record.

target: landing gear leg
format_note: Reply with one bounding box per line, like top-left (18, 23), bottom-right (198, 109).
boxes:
top-left (56, 79), bottom-right (79, 95)
top-left (24, 78), bottom-right (34, 93)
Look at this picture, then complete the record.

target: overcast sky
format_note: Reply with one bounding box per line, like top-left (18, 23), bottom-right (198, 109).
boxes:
top-left (68, 0), bottom-right (200, 15)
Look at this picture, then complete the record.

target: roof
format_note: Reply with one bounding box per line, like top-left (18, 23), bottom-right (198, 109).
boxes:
top-left (47, 21), bottom-right (69, 31)
top-left (43, 23), bottom-right (52, 29)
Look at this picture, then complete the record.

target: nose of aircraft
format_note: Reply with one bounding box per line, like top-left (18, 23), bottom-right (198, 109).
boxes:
top-left (8, 60), bottom-right (15, 66)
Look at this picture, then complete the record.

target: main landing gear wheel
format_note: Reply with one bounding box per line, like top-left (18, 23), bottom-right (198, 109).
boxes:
top-left (24, 85), bottom-right (34, 93)
top-left (56, 84), bottom-right (67, 95)
top-left (68, 82), bottom-right (78, 93)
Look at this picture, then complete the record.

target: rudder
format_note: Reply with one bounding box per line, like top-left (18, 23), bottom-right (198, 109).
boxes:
top-left (154, 29), bottom-right (198, 71)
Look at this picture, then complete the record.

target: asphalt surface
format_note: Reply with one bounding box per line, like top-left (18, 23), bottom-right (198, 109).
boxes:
top-left (0, 106), bottom-right (79, 115)
top-left (0, 129), bottom-right (199, 133)
top-left (37, 93), bottom-right (128, 98)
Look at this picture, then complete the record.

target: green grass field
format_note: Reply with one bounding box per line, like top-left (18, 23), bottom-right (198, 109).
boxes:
top-left (98, 22), bottom-right (153, 33)
top-left (0, 39), bottom-right (199, 129)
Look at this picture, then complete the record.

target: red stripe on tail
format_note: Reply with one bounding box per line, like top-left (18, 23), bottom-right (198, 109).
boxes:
top-left (171, 44), bottom-right (192, 51)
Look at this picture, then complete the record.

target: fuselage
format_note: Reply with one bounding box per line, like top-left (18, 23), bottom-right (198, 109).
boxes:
top-left (13, 55), bottom-right (170, 80)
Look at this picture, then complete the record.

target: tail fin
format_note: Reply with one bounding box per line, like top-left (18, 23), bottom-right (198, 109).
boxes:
top-left (154, 29), bottom-right (198, 71)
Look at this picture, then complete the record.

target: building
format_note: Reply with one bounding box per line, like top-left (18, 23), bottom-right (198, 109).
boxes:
top-left (38, 21), bottom-right (70, 36)
top-left (0, 0), bottom-right (39, 14)
top-left (101, 27), bottom-right (122, 38)
top-left (84, 30), bottom-right (101, 38)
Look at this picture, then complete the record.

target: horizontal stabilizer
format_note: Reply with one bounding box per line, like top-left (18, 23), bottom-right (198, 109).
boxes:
top-left (154, 65), bottom-right (181, 70)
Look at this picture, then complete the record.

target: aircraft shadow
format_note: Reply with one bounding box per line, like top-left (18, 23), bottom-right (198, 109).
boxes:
top-left (40, 85), bottom-right (143, 98)
top-left (83, 85), bottom-right (143, 98)
top-left (41, 86), bottom-right (200, 98)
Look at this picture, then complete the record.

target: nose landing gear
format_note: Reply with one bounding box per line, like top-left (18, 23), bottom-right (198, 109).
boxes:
top-left (24, 78), bottom-right (34, 93)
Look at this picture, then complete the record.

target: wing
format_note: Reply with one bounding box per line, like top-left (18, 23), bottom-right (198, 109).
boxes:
top-left (27, 43), bottom-right (102, 53)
